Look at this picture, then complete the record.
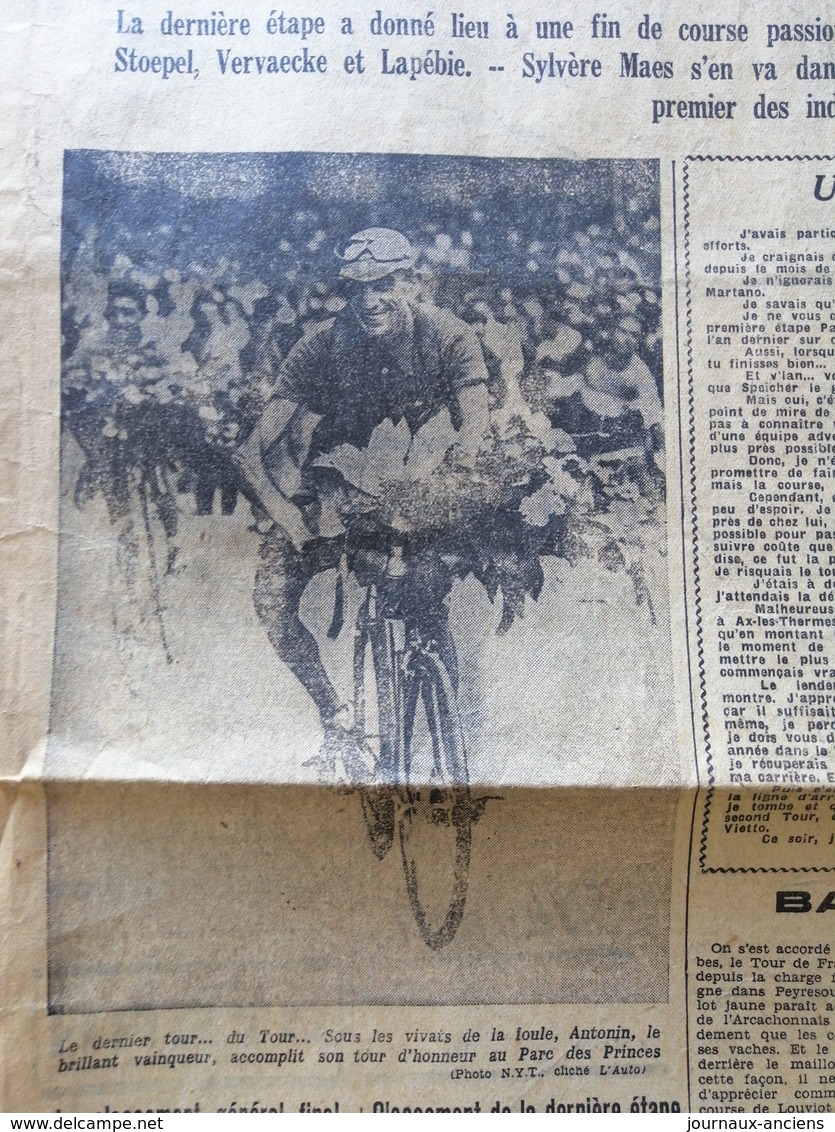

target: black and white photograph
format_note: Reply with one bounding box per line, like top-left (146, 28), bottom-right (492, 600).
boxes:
top-left (48, 151), bottom-right (676, 1010)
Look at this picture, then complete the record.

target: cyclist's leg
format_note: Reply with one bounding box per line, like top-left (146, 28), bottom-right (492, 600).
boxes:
top-left (253, 531), bottom-right (344, 723)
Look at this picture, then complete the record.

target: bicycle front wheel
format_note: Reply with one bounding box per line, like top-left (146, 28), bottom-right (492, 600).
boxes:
top-left (399, 650), bottom-right (471, 951)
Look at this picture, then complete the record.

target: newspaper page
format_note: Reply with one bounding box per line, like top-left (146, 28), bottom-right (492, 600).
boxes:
top-left (2, 0), bottom-right (835, 1116)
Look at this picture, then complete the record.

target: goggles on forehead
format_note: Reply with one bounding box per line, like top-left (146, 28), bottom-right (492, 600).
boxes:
top-left (337, 227), bottom-right (415, 281)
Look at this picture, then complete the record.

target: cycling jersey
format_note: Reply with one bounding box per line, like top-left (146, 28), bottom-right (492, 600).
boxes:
top-left (269, 301), bottom-right (488, 459)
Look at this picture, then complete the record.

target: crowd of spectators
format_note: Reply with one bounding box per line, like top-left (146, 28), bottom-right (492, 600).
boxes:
top-left (60, 186), bottom-right (665, 630)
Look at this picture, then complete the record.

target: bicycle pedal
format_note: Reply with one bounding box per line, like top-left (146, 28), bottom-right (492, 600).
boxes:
top-left (303, 752), bottom-right (337, 777)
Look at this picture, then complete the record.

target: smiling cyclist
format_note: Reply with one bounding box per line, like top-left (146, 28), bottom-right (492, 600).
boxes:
top-left (236, 228), bottom-right (491, 774)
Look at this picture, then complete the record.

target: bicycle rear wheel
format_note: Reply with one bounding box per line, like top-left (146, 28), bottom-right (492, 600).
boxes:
top-left (399, 650), bottom-right (471, 951)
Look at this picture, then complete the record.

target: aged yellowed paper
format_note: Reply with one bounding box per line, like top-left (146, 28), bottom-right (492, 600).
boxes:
top-left (3, 0), bottom-right (835, 1115)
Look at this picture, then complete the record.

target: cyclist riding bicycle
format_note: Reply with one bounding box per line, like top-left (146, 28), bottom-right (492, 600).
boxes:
top-left (236, 228), bottom-right (491, 806)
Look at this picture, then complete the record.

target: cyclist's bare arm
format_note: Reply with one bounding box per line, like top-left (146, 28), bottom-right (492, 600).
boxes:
top-left (453, 381), bottom-right (491, 451)
top-left (235, 397), bottom-right (313, 550)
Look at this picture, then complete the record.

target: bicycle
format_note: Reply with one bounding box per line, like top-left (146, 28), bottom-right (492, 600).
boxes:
top-left (349, 540), bottom-right (473, 952)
